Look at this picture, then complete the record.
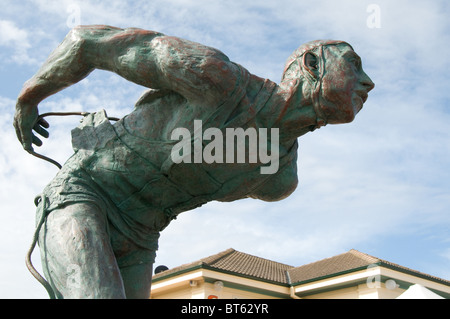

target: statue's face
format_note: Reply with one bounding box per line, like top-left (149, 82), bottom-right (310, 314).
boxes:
top-left (317, 44), bottom-right (375, 124)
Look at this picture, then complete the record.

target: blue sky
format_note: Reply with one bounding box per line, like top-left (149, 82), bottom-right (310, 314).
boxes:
top-left (0, 0), bottom-right (449, 298)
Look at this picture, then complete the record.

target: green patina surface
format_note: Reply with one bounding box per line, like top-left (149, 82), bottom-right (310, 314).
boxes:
top-left (14, 25), bottom-right (374, 299)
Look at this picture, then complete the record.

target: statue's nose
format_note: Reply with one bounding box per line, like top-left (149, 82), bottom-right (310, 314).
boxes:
top-left (361, 71), bottom-right (375, 92)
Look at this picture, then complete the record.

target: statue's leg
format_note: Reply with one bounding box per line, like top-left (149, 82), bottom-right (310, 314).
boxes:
top-left (38, 202), bottom-right (126, 299)
top-left (108, 224), bottom-right (156, 299)
top-left (120, 263), bottom-right (154, 299)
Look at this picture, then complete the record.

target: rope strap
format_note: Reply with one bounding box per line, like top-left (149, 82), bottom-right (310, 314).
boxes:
top-left (25, 195), bottom-right (56, 299)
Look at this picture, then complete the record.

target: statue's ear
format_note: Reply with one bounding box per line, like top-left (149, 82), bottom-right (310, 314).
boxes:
top-left (303, 51), bottom-right (319, 79)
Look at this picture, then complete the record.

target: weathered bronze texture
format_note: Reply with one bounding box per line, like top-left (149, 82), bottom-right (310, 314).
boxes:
top-left (14, 25), bottom-right (374, 299)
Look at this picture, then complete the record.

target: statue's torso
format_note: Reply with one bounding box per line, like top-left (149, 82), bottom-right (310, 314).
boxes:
top-left (45, 70), bottom-right (298, 237)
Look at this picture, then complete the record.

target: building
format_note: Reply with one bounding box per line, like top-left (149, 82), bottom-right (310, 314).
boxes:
top-left (150, 248), bottom-right (450, 299)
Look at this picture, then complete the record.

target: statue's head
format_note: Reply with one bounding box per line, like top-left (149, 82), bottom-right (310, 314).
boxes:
top-left (281, 40), bottom-right (375, 126)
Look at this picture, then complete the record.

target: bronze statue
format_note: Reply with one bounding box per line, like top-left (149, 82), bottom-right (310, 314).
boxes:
top-left (14, 25), bottom-right (374, 299)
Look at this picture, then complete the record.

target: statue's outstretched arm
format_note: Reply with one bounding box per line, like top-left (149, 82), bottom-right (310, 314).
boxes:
top-left (14, 25), bottom-right (240, 152)
top-left (13, 26), bottom-right (162, 151)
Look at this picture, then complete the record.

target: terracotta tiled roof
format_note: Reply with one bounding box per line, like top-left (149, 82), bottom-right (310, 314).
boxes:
top-left (288, 249), bottom-right (450, 286)
top-left (153, 248), bottom-right (450, 287)
top-left (287, 249), bottom-right (379, 284)
top-left (205, 249), bottom-right (294, 284)
top-left (153, 248), bottom-right (293, 284)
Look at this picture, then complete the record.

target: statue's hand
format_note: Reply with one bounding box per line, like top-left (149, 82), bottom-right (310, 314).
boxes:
top-left (13, 101), bottom-right (49, 152)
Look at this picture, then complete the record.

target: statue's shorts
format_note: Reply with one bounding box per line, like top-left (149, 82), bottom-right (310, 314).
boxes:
top-left (36, 165), bottom-right (159, 270)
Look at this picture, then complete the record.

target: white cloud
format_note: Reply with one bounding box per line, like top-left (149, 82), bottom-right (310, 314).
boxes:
top-left (1, 0), bottom-right (449, 298)
top-left (0, 20), bottom-right (28, 45)
top-left (0, 20), bottom-right (35, 64)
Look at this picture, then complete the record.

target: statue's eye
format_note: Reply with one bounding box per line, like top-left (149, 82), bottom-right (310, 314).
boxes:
top-left (349, 56), bottom-right (361, 70)
top-left (304, 52), bottom-right (318, 70)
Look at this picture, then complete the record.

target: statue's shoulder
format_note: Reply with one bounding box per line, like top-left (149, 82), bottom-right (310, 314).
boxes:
top-left (135, 88), bottom-right (174, 107)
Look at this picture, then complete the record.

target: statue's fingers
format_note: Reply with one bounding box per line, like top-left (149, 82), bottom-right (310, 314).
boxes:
top-left (38, 118), bottom-right (50, 129)
top-left (33, 122), bottom-right (50, 138)
top-left (21, 132), bottom-right (34, 152)
top-left (14, 122), bottom-right (34, 151)
top-left (13, 111), bottom-right (36, 152)
top-left (32, 134), bottom-right (43, 147)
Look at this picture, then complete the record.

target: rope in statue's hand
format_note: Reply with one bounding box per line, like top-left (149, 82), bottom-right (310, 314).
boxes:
top-left (24, 111), bottom-right (119, 299)
top-left (29, 112), bottom-right (120, 169)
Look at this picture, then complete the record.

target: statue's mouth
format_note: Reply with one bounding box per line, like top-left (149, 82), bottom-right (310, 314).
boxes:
top-left (356, 90), bottom-right (368, 103)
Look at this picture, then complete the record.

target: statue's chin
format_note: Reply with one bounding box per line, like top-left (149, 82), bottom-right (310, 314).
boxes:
top-left (353, 95), bottom-right (364, 114)
top-left (321, 101), bottom-right (358, 124)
